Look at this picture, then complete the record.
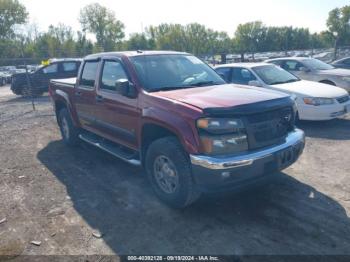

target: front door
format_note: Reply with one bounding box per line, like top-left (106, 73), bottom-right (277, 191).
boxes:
top-left (33, 63), bottom-right (59, 90)
top-left (94, 58), bottom-right (139, 150)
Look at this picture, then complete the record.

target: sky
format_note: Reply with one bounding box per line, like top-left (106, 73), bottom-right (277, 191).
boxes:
top-left (20, 0), bottom-right (350, 38)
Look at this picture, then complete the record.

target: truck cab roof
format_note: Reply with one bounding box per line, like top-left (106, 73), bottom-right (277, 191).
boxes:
top-left (85, 50), bottom-right (190, 60)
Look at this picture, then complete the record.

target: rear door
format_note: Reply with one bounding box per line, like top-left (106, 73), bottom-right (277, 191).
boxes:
top-left (74, 59), bottom-right (100, 131)
top-left (94, 58), bottom-right (139, 150)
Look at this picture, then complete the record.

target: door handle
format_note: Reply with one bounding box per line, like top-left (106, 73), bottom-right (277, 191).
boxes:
top-left (75, 91), bottom-right (82, 97)
top-left (96, 95), bottom-right (104, 102)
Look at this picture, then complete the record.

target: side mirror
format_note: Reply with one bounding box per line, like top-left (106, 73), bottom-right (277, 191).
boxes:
top-left (248, 80), bottom-right (263, 87)
top-left (115, 79), bottom-right (137, 98)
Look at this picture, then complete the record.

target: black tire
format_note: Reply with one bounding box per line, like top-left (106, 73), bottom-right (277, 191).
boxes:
top-left (58, 108), bottom-right (80, 146)
top-left (145, 137), bottom-right (201, 208)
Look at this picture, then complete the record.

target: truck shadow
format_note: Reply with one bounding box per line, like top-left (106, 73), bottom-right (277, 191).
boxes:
top-left (297, 118), bottom-right (350, 140)
top-left (37, 141), bottom-right (350, 255)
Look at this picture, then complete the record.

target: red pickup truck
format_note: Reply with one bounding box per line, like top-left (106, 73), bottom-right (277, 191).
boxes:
top-left (49, 51), bottom-right (305, 208)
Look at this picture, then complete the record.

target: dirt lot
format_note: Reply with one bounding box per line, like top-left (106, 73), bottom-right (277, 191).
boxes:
top-left (0, 84), bottom-right (350, 256)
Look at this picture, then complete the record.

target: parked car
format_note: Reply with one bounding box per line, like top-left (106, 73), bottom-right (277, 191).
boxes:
top-left (215, 63), bottom-right (350, 121)
top-left (0, 72), bottom-right (7, 86)
top-left (11, 58), bottom-right (81, 96)
top-left (266, 57), bottom-right (350, 92)
top-left (49, 51), bottom-right (305, 208)
top-left (331, 57), bottom-right (350, 69)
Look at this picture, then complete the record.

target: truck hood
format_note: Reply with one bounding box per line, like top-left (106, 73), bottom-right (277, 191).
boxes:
top-left (317, 68), bottom-right (350, 77)
top-left (272, 80), bottom-right (348, 98)
top-left (152, 84), bottom-right (288, 110)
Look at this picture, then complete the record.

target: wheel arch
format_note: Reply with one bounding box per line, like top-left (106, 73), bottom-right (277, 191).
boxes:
top-left (319, 79), bottom-right (336, 86)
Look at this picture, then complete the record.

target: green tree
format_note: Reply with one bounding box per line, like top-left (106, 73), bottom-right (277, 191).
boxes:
top-left (327, 5), bottom-right (350, 59)
top-left (79, 3), bottom-right (125, 51)
top-left (234, 21), bottom-right (265, 61)
top-left (0, 0), bottom-right (28, 39)
top-left (126, 33), bottom-right (155, 50)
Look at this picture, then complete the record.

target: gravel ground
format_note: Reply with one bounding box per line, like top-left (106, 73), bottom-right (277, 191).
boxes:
top-left (0, 85), bottom-right (350, 256)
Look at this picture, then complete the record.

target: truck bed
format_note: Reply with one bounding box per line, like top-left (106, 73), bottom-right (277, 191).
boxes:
top-left (50, 77), bottom-right (76, 88)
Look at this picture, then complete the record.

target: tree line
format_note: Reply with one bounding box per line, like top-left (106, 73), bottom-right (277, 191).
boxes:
top-left (0, 0), bottom-right (350, 65)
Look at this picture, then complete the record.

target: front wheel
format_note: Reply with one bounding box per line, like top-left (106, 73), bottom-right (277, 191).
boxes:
top-left (58, 108), bottom-right (80, 146)
top-left (145, 137), bottom-right (200, 208)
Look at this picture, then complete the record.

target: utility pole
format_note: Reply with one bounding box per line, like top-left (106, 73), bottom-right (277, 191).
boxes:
top-left (19, 39), bottom-right (35, 111)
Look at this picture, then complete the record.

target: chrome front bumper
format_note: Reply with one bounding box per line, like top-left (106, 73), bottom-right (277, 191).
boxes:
top-left (190, 128), bottom-right (305, 170)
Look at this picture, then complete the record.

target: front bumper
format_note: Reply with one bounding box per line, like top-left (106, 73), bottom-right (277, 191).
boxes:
top-left (190, 128), bottom-right (305, 193)
top-left (298, 101), bottom-right (350, 121)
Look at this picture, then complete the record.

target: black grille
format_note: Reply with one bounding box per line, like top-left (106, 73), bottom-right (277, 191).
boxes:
top-left (245, 107), bottom-right (293, 150)
top-left (337, 95), bottom-right (350, 104)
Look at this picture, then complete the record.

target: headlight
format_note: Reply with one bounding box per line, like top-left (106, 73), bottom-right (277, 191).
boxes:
top-left (197, 118), bottom-right (248, 155)
top-left (342, 77), bottom-right (350, 82)
top-left (303, 97), bottom-right (335, 106)
top-left (197, 118), bottom-right (244, 134)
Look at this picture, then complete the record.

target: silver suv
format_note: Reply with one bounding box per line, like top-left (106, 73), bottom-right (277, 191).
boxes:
top-left (266, 57), bottom-right (350, 92)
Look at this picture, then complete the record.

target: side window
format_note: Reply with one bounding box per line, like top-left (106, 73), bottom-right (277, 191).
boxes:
top-left (101, 60), bottom-right (128, 91)
top-left (43, 64), bottom-right (58, 74)
top-left (215, 68), bottom-right (231, 82)
top-left (283, 61), bottom-right (303, 71)
top-left (80, 61), bottom-right (99, 88)
top-left (231, 68), bottom-right (256, 85)
top-left (62, 62), bottom-right (78, 72)
top-left (344, 59), bottom-right (350, 65)
top-left (270, 61), bottom-right (282, 66)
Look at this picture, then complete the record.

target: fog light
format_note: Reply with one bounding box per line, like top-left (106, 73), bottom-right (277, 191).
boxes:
top-left (221, 172), bottom-right (230, 178)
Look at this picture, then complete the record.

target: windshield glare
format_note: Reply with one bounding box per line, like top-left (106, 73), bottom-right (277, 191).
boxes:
top-left (130, 54), bottom-right (225, 91)
top-left (253, 65), bottom-right (300, 85)
top-left (302, 58), bottom-right (334, 70)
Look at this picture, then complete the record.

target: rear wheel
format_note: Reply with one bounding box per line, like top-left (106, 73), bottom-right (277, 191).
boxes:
top-left (58, 108), bottom-right (80, 146)
top-left (145, 137), bottom-right (200, 208)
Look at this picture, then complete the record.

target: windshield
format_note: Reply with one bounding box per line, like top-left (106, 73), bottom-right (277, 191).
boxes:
top-left (253, 65), bottom-right (300, 85)
top-left (302, 58), bottom-right (334, 70)
top-left (130, 54), bottom-right (225, 91)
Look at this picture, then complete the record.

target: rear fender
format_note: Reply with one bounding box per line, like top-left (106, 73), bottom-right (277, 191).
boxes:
top-left (54, 89), bottom-right (80, 127)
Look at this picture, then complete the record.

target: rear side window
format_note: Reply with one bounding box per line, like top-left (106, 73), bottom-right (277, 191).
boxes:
top-left (63, 62), bottom-right (78, 72)
top-left (215, 68), bottom-right (231, 82)
top-left (80, 61), bottom-right (99, 88)
top-left (282, 61), bottom-right (303, 71)
top-left (43, 64), bottom-right (58, 74)
top-left (231, 68), bottom-right (256, 85)
top-left (101, 60), bottom-right (128, 91)
top-left (344, 59), bottom-right (350, 65)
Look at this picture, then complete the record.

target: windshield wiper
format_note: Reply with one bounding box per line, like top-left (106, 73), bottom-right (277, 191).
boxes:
top-left (270, 79), bottom-right (299, 85)
top-left (189, 81), bottom-right (221, 87)
top-left (149, 85), bottom-right (195, 92)
top-left (149, 81), bottom-right (222, 92)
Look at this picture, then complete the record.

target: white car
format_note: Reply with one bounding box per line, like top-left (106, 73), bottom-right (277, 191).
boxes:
top-left (215, 63), bottom-right (350, 121)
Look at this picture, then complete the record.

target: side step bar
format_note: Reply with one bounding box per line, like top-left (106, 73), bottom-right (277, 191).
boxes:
top-left (79, 133), bottom-right (141, 166)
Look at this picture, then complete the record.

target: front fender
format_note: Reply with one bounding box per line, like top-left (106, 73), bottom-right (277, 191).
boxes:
top-left (141, 107), bottom-right (200, 154)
